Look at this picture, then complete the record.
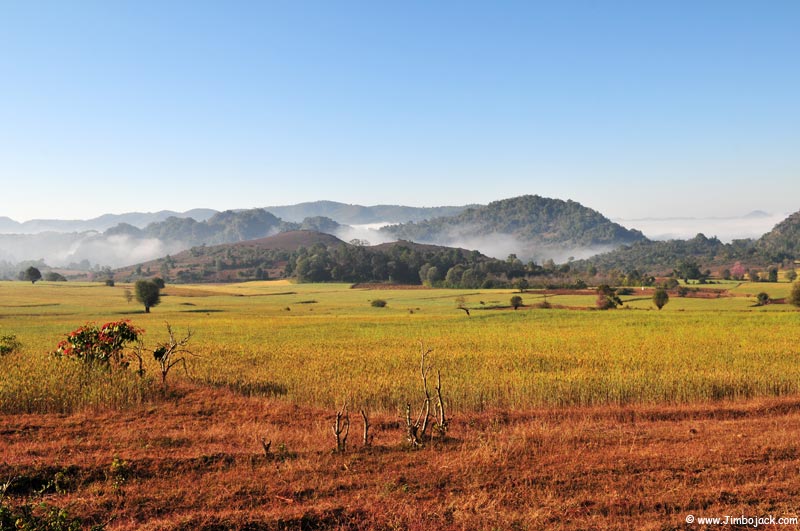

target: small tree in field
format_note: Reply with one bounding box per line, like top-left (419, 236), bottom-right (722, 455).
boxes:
top-left (510, 295), bottom-right (523, 310)
top-left (789, 282), bottom-right (800, 308)
top-left (756, 292), bottom-right (770, 306)
top-left (596, 285), bottom-right (622, 310)
top-left (652, 288), bottom-right (669, 310)
top-left (22, 266), bottom-right (42, 284)
top-left (135, 280), bottom-right (161, 313)
top-left (512, 278), bottom-right (529, 293)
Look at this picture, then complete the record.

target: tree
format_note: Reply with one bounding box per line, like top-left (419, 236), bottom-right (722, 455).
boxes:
top-left (512, 278), bottom-right (529, 292)
top-left (510, 295), bottom-right (523, 310)
top-left (22, 266), bottom-right (42, 284)
top-left (788, 270), bottom-right (798, 282)
top-left (730, 262), bottom-right (746, 281)
top-left (135, 280), bottom-right (161, 313)
top-left (768, 268), bottom-right (779, 283)
top-left (789, 282), bottom-right (800, 308)
top-left (652, 288), bottom-right (669, 310)
top-left (596, 285), bottom-right (622, 310)
top-left (756, 292), bottom-right (770, 306)
top-left (675, 259), bottom-right (702, 281)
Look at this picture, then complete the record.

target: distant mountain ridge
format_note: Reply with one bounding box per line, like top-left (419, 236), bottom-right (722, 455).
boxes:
top-left (0, 201), bottom-right (473, 235)
top-left (2, 197), bottom-right (798, 275)
top-left (262, 200), bottom-right (472, 224)
top-left (0, 209), bottom-right (218, 234)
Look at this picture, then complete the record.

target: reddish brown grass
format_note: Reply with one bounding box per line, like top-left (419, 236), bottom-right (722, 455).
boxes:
top-left (2, 384), bottom-right (800, 530)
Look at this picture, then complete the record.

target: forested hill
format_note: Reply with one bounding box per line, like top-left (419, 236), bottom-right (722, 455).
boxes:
top-left (113, 230), bottom-right (500, 285)
top-left (755, 210), bottom-right (800, 262)
top-left (380, 195), bottom-right (647, 260)
top-left (579, 209), bottom-right (800, 274)
top-left (578, 233), bottom-right (758, 274)
top-left (106, 209), bottom-right (304, 247)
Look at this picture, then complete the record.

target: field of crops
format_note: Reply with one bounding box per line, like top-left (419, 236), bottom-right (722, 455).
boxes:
top-left (2, 279), bottom-right (798, 414)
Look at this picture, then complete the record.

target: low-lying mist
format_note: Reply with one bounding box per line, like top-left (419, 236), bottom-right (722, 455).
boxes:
top-left (0, 232), bottom-right (187, 269)
top-left (334, 223), bottom-right (396, 246)
top-left (615, 214), bottom-right (785, 242)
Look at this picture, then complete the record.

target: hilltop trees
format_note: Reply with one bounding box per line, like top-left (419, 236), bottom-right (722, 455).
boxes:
top-left (135, 279), bottom-right (162, 313)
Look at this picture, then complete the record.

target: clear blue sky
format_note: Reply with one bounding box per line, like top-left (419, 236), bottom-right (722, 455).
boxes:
top-left (1, 1), bottom-right (798, 222)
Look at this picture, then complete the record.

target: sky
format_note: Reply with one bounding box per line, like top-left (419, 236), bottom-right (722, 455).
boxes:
top-left (1, 1), bottom-right (798, 223)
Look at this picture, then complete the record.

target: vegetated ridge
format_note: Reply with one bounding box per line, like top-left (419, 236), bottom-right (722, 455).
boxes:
top-left (114, 230), bottom-right (496, 285)
top-left (381, 195), bottom-right (647, 261)
top-left (580, 209), bottom-right (800, 275)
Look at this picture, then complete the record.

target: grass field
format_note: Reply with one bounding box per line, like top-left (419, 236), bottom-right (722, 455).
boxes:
top-left (2, 280), bottom-right (799, 413)
top-left (2, 279), bottom-right (800, 529)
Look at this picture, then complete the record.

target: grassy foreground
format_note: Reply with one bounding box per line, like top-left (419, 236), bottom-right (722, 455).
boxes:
top-left (2, 280), bottom-right (800, 529)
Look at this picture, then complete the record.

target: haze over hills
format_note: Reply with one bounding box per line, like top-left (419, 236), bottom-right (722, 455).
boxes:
top-left (0, 196), bottom-right (797, 277)
top-left (381, 195), bottom-right (647, 263)
top-left (261, 201), bottom-right (472, 224)
top-left (0, 202), bottom-right (472, 235)
top-left (113, 230), bottom-right (493, 285)
top-left (0, 209), bottom-right (219, 234)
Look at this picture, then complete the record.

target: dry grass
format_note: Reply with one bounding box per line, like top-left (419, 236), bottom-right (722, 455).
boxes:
top-left (2, 383), bottom-right (800, 530)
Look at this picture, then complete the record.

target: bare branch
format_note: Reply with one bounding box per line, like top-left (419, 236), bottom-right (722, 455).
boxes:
top-left (435, 369), bottom-right (448, 440)
top-left (333, 402), bottom-right (350, 453)
top-left (259, 436), bottom-right (272, 458)
top-left (360, 409), bottom-right (372, 447)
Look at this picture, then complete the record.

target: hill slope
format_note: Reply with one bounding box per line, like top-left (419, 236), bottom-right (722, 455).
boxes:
top-left (381, 195), bottom-right (647, 261)
top-left (755, 210), bottom-right (800, 262)
top-left (114, 230), bottom-right (499, 285)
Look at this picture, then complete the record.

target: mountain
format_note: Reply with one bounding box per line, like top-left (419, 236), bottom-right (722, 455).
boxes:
top-left (755, 210), bottom-right (800, 262)
top-left (579, 233), bottom-right (758, 274)
top-left (114, 230), bottom-right (494, 285)
top-left (262, 200), bottom-right (472, 224)
top-left (0, 209), bottom-right (219, 234)
top-left (380, 195), bottom-right (647, 261)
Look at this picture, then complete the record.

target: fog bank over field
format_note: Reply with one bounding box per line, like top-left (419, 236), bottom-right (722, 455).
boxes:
top-left (615, 213), bottom-right (786, 243)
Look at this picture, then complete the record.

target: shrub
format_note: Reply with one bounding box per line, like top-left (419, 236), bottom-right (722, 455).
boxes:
top-left (0, 335), bottom-right (20, 356)
top-left (596, 285), bottom-right (622, 310)
top-left (756, 292), bottom-right (770, 306)
top-left (510, 295), bottom-right (523, 310)
top-left (790, 282), bottom-right (800, 308)
top-left (52, 320), bottom-right (142, 368)
top-left (653, 288), bottom-right (669, 310)
top-left (371, 299), bottom-right (387, 308)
